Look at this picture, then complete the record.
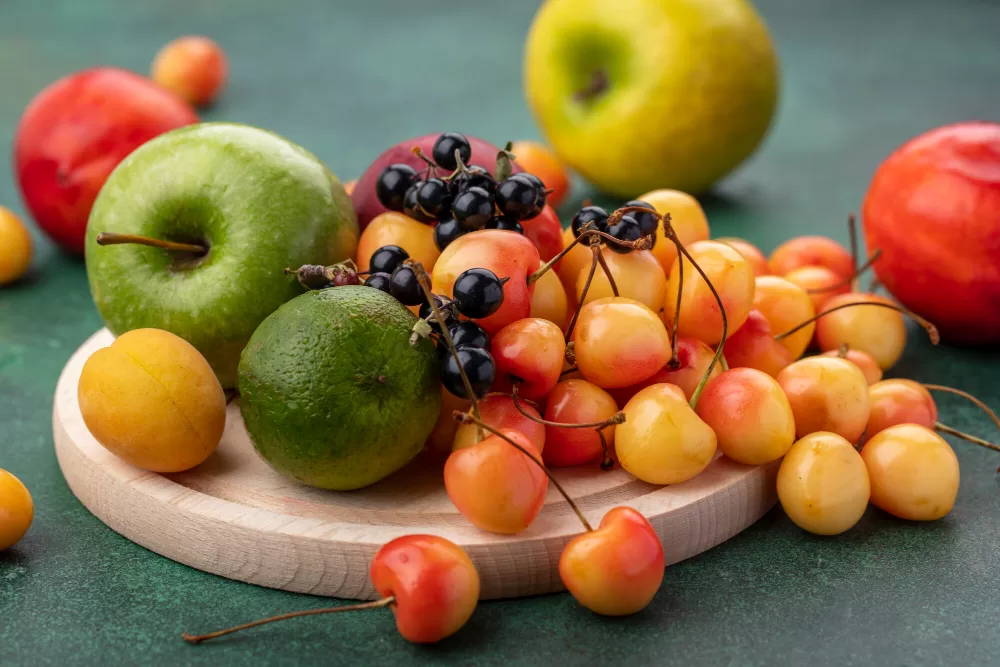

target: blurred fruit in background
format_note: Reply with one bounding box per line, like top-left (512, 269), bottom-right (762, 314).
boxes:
top-left (524, 0), bottom-right (779, 197)
top-left (863, 121), bottom-right (1000, 345)
top-left (510, 140), bottom-right (571, 208)
top-left (0, 206), bottom-right (33, 286)
top-left (151, 36), bottom-right (229, 108)
top-left (14, 68), bottom-right (199, 253)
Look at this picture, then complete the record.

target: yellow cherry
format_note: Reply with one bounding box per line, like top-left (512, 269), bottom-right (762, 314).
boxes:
top-left (753, 275), bottom-right (815, 360)
top-left (777, 432), bottom-right (870, 535)
top-left (530, 267), bottom-right (569, 329)
top-left (777, 356), bottom-right (870, 443)
top-left (814, 293), bottom-right (907, 371)
top-left (636, 189), bottom-right (710, 274)
top-left (577, 249), bottom-right (666, 312)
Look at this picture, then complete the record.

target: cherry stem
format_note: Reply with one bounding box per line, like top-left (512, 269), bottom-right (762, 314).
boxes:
top-left (805, 249), bottom-right (883, 294)
top-left (719, 354), bottom-right (729, 372)
top-left (868, 276), bottom-right (882, 294)
top-left (511, 384), bottom-right (625, 429)
top-left (773, 300), bottom-right (940, 345)
top-left (564, 248), bottom-right (600, 343)
top-left (837, 343), bottom-right (850, 358)
top-left (96, 232), bottom-right (206, 255)
top-left (666, 228), bottom-right (684, 369)
top-left (935, 422), bottom-right (1000, 454)
top-left (453, 411), bottom-right (594, 532)
top-left (848, 213), bottom-right (859, 292)
top-left (559, 366), bottom-right (578, 379)
top-left (597, 430), bottom-right (614, 470)
top-left (526, 227), bottom-right (651, 286)
top-left (411, 262), bottom-right (483, 438)
top-left (593, 245), bottom-right (619, 297)
top-left (182, 597), bottom-right (395, 644)
top-left (924, 385), bottom-right (1000, 433)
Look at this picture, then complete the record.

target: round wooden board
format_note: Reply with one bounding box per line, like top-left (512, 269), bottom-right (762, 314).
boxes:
top-left (53, 328), bottom-right (778, 600)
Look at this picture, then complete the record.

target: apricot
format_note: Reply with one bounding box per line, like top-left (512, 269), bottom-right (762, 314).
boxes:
top-left (0, 469), bottom-right (33, 550)
top-left (0, 206), bottom-right (32, 286)
top-left (357, 211), bottom-right (440, 272)
top-left (151, 36), bottom-right (228, 107)
top-left (78, 328), bottom-right (226, 472)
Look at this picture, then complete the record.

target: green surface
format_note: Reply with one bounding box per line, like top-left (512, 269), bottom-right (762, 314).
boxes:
top-left (2, 0), bottom-right (999, 665)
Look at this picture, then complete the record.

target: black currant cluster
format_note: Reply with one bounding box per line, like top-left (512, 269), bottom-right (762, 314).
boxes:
top-left (362, 244), bottom-right (505, 400)
top-left (570, 200), bottom-right (659, 253)
top-left (374, 132), bottom-right (549, 251)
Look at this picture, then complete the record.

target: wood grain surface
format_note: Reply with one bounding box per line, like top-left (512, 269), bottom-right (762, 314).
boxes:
top-left (53, 328), bottom-right (778, 600)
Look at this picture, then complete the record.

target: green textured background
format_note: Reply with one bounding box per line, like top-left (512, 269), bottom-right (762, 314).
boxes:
top-left (2, 1), bottom-right (999, 665)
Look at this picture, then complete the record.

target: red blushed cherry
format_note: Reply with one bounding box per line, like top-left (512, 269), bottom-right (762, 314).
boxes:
top-left (722, 310), bottom-right (793, 378)
top-left (609, 336), bottom-right (720, 405)
top-left (492, 317), bottom-right (566, 400)
top-left (521, 205), bottom-right (563, 262)
top-left (452, 394), bottom-right (546, 452)
top-left (559, 507), bottom-right (665, 616)
top-left (543, 379), bottom-right (619, 467)
top-left (444, 429), bottom-right (548, 534)
top-left (433, 230), bottom-right (540, 335)
top-left (768, 235), bottom-right (855, 281)
top-left (865, 379), bottom-right (937, 441)
top-left (370, 535), bottom-right (481, 643)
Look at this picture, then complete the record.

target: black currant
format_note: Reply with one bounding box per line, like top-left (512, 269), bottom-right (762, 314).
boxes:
top-left (403, 183), bottom-right (435, 223)
top-left (518, 173), bottom-right (548, 217)
top-left (433, 218), bottom-right (468, 251)
top-left (448, 321), bottom-right (489, 349)
top-left (571, 206), bottom-right (610, 245)
top-left (624, 200), bottom-right (659, 243)
top-left (452, 186), bottom-right (494, 231)
top-left (369, 245), bottom-right (409, 274)
top-left (449, 165), bottom-right (494, 197)
top-left (486, 215), bottom-right (524, 234)
top-left (495, 175), bottom-right (541, 220)
top-left (453, 267), bottom-right (506, 319)
top-left (419, 295), bottom-right (455, 332)
top-left (375, 163), bottom-right (417, 211)
top-left (388, 265), bottom-right (424, 306)
top-left (441, 346), bottom-right (496, 399)
top-left (364, 272), bottom-right (392, 293)
top-left (606, 215), bottom-right (642, 253)
top-left (432, 133), bottom-right (472, 171)
top-left (415, 178), bottom-right (453, 219)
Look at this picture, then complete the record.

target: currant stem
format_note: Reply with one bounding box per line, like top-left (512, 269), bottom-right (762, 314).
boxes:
top-left (805, 249), bottom-right (883, 294)
top-left (453, 411), bottom-right (594, 532)
top-left (772, 300), bottom-right (940, 345)
top-left (411, 262), bottom-right (482, 437)
top-left (935, 422), bottom-right (1000, 453)
top-left (511, 385), bottom-right (625, 429)
top-left (96, 232), bottom-right (206, 255)
top-left (182, 597), bottom-right (395, 644)
top-left (410, 146), bottom-right (439, 171)
top-left (924, 385), bottom-right (1000, 433)
top-left (564, 248), bottom-right (600, 343)
top-left (594, 245), bottom-right (619, 298)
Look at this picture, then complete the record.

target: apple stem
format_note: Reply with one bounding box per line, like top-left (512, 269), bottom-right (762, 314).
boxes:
top-left (574, 69), bottom-right (610, 103)
top-left (453, 411), bottom-right (594, 532)
top-left (410, 262), bottom-right (483, 439)
top-left (805, 249), bottom-right (883, 294)
top-left (848, 213), bottom-right (860, 292)
top-left (96, 232), bottom-right (206, 255)
top-left (924, 385), bottom-right (1000, 433)
top-left (773, 301), bottom-right (940, 345)
top-left (593, 245), bottom-right (619, 297)
top-left (564, 247), bottom-right (600, 344)
top-left (182, 597), bottom-right (395, 645)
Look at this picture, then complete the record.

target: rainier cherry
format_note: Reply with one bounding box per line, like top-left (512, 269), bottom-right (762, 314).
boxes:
top-left (576, 248), bottom-right (666, 312)
top-left (357, 211), bottom-right (440, 272)
top-left (752, 275), bottom-right (815, 360)
top-left (722, 310), bottom-right (793, 378)
top-left (768, 235), bottom-right (854, 281)
top-left (444, 429), bottom-right (548, 534)
top-left (696, 368), bottom-right (796, 465)
top-left (183, 534), bottom-right (480, 645)
top-left (543, 379), bottom-right (619, 467)
top-left (784, 265), bottom-right (849, 313)
top-left (425, 387), bottom-right (472, 456)
top-left (861, 424), bottom-right (959, 521)
top-left (573, 297), bottom-right (671, 389)
top-left (559, 507), bottom-right (665, 616)
top-left (776, 356), bottom-right (870, 443)
top-left (716, 237), bottom-right (770, 277)
top-left (492, 318), bottom-right (566, 400)
top-left (814, 293), bottom-right (907, 371)
top-left (819, 348), bottom-right (883, 385)
top-left (663, 240), bottom-right (755, 345)
top-left (452, 395), bottom-right (545, 453)
top-left (609, 337), bottom-right (720, 405)
top-left (616, 384), bottom-right (717, 485)
top-left (866, 379), bottom-right (937, 441)
top-left (529, 268), bottom-right (569, 329)
top-left (432, 230), bottom-right (540, 334)
top-left (556, 226), bottom-right (593, 295)
top-left (777, 432), bottom-right (871, 535)
top-left (637, 189), bottom-right (710, 273)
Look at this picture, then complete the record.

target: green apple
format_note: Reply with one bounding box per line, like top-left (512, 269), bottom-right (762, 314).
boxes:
top-left (524, 0), bottom-right (779, 197)
top-left (85, 122), bottom-right (359, 387)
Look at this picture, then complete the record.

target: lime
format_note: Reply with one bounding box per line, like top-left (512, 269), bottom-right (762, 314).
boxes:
top-left (237, 285), bottom-right (440, 490)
